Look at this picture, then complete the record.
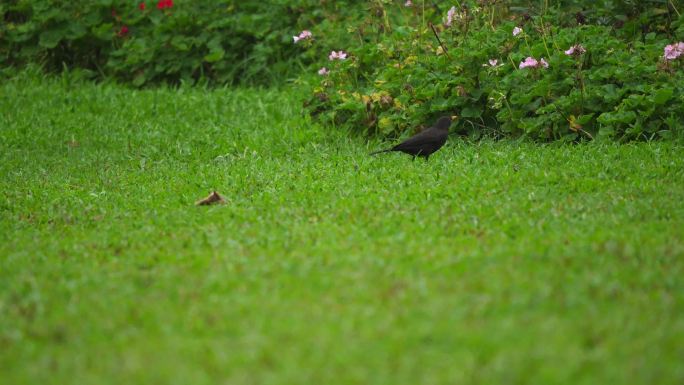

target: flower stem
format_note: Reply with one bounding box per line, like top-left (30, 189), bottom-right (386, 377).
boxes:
top-left (429, 22), bottom-right (451, 58)
top-left (670, 0), bottom-right (681, 17)
top-left (507, 54), bottom-right (517, 70)
top-left (538, 18), bottom-right (552, 59)
top-left (523, 35), bottom-right (532, 55)
top-left (577, 60), bottom-right (585, 114)
top-left (422, 0), bottom-right (425, 35)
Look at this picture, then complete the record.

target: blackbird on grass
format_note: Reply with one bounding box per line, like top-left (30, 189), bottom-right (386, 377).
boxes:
top-left (370, 115), bottom-right (455, 160)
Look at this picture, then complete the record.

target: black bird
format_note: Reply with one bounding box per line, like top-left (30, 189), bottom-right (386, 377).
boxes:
top-left (370, 115), bottom-right (455, 160)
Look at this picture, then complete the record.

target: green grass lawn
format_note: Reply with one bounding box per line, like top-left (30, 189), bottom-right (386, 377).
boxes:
top-left (2, 74), bottom-right (684, 384)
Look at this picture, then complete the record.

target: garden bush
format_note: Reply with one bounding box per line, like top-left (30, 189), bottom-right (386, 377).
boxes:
top-left (0, 0), bottom-right (358, 85)
top-left (2, 0), bottom-right (683, 141)
top-left (300, 0), bottom-right (684, 141)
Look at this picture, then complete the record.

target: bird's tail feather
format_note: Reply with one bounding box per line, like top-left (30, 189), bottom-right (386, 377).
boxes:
top-left (369, 149), bottom-right (392, 156)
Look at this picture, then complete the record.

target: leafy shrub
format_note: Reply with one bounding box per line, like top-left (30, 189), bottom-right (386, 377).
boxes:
top-left (301, 0), bottom-right (684, 141)
top-left (2, 0), bottom-right (684, 141)
top-left (0, 0), bottom-right (358, 86)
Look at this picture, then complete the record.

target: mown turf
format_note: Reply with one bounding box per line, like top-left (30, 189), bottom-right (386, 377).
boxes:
top-left (1, 74), bottom-right (684, 384)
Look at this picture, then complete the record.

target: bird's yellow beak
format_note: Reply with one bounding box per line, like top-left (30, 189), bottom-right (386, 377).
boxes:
top-left (450, 115), bottom-right (458, 121)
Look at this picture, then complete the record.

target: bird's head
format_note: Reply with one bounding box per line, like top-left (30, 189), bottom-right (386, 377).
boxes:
top-left (435, 115), bottom-right (456, 130)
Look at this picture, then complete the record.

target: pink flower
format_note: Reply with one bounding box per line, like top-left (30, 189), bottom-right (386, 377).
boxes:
top-left (519, 56), bottom-right (549, 69)
top-left (564, 44), bottom-right (586, 56)
top-left (318, 67), bottom-right (329, 76)
top-left (513, 27), bottom-right (523, 36)
top-left (293, 30), bottom-right (313, 43)
top-left (445, 6), bottom-right (457, 27)
top-left (518, 57), bottom-right (538, 69)
top-left (329, 50), bottom-right (348, 61)
top-left (404, 0), bottom-right (413, 6)
top-left (663, 45), bottom-right (678, 60)
top-left (663, 42), bottom-right (684, 60)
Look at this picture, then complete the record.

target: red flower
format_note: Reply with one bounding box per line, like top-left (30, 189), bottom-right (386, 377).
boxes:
top-left (117, 25), bottom-right (129, 37)
top-left (157, 0), bottom-right (173, 10)
top-left (139, 2), bottom-right (146, 11)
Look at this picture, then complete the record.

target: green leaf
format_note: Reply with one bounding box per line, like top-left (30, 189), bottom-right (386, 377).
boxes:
top-left (653, 88), bottom-right (673, 105)
top-left (83, 11), bottom-right (103, 27)
top-left (204, 37), bottom-right (225, 63)
top-left (597, 110), bottom-right (637, 125)
top-left (378, 116), bottom-right (394, 134)
top-left (92, 23), bottom-right (113, 41)
top-left (171, 36), bottom-right (191, 51)
top-left (204, 49), bottom-right (225, 63)
top-left (66, 23), bottom-right (87, 40)
top-left (598, 126), bottom-right (615, 138)
top-left (429, 97), bottom-right (449, 111)
top-left (132, 73), bottom-right (146, 87)
top-left (601, 84), bottom-right (621, 103)
top-left (460, 106), bottom-right (483, 118)
top-left (577, 113), bottom-right (595, 125)
top-left (39, 29), bottom-right (63, 48)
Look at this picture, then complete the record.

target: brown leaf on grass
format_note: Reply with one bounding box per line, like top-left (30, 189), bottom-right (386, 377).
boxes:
top-left (195, 191), bottom-right (225, 206)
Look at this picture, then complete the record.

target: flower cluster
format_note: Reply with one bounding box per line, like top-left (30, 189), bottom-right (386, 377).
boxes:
top-left (513, 27), bottom-right (523, 37)
top-left (156, 0), bottom-right (173, 10)
top-left (404, 0), bottom-right (413, 7)
top-left (519, 57), bottom-right (549, 69)
top-left (293, 30), bottom-right (313, 44)
top-left (328, 50), bottom-right (348, 61)
top-left (663, 42), bottom-right (684, 60)
top-left (295, 25), bottom-right (348, 76)
top-left (564, 44), bottom-right (586, 56)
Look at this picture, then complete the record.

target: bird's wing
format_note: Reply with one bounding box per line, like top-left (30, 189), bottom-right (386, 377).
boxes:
top-left (392, 128), bottom-right (442, 151)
